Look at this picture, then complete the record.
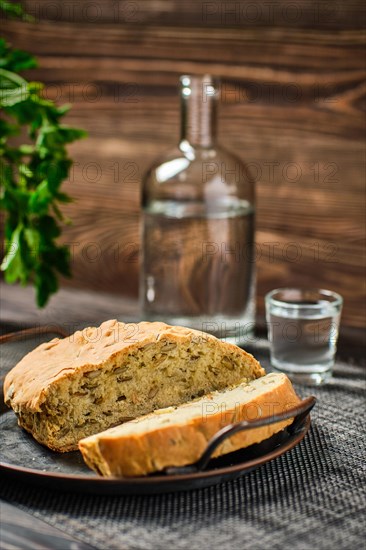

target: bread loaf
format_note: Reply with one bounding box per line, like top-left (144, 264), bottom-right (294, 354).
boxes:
top-left (79, 372), bottom-right (300, 477)
top-left (3, 320), bottom-right (264, 452)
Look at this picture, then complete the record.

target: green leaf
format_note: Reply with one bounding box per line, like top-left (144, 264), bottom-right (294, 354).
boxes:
top-left (51, 202), bottom-right (64, 221)
top-left (29, 180), bottom-right (52, 214)
top-left (56, 104), bottom-right (71, 116)
top-left (18, 162), bottom-right (33, 178)
top-left (44, 245), bottom-right (71, 277)
top-left (35, 266), bottom-right (59, 307)
top-left (4, 98), bottom-right (41, 124)
top-left (55, 191), bottom-right (73, 203)
top-left (0, 48), bottom-right (37, 72)
top-left (0, 67), bottom-right (27, 89)
top-left (58, 126), bottom-right (88, 143)
top-left (37, 215), bottom-right (61, 240)
top-left (0, 190), bottom-right (14, 211)
top-left (0, 38), bottom-right (86, 307)
top-left (29, 114), bottom-right (43, 137)
top-left (0, 223), bottom-right (28, 283)
top-left (0, 86), bottom-right (29, 106)
top-left (18, 144), bottom-right (35, 155)
top-left (0, 162), bottom-right (14, 188)
top-left (2, 246), bottom-right (24, 283)
top-left (24, 226), bottom-right (41, 257)
top-left (0, 184), bottom-right (29, 212)
top-left (0, 1), bottom-right (35, 22)
top-left (46, 160), bottom-right (71, 192)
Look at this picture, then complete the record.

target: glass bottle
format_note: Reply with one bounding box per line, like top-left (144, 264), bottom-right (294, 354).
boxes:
top-left (140, 75), bottom-right (255, 344)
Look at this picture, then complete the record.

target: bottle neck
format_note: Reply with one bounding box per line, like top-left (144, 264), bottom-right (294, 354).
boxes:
top-left (179, 75), bottom-right (218, 148)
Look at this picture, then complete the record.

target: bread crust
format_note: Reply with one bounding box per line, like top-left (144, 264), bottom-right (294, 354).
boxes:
top-left (79, 373), bottom-right (300, 477)
top-left (3, 320), bottom-right (265, 452)
top-left (4, 320), bottom-right (264, 414)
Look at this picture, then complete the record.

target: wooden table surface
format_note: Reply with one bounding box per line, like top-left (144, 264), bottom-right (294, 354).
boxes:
top-left (0, 282), bottom-right (138, 330)
top-left (1, 282), bottom-right (364, 365)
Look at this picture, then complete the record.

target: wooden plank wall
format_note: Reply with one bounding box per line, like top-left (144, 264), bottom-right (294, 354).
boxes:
top-left (2, 0), bottom-right (365, 329)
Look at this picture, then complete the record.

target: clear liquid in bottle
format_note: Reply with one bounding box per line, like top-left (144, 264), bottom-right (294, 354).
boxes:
top-left (140, 76), bottom-right (256, 343)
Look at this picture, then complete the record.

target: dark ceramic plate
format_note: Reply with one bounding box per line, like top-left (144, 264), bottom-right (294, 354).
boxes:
top-left (0, 399), bottom-right (314, 495)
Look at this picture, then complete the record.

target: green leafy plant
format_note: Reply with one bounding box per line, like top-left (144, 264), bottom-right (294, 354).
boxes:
top-left (0, 3), bottom-right (87, 306)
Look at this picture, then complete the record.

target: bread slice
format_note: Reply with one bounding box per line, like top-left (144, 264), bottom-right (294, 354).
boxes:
top-left (79, 373), bottom-right (300, 477)
top-left (3, 320), bottom-right (264, 452)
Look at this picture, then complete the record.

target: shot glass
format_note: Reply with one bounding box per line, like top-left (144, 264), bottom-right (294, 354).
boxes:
top-left (265, 288), bottom-right (343, 385)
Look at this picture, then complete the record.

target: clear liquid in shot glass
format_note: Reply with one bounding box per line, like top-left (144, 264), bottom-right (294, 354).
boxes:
top-left (266, 292), bottom-right (343, 385)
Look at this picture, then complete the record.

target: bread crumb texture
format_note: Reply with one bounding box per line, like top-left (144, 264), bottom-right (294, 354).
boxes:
top-left (3, 320), bottom-right (265, 451)
top-left (78, 372), bottom-right (300, 477)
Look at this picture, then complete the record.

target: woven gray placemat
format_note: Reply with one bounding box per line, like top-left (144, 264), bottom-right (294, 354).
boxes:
top-left (1, 334), bottom-right (365, 550)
